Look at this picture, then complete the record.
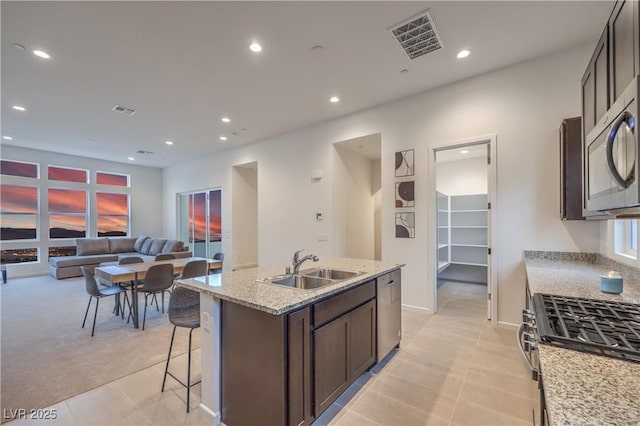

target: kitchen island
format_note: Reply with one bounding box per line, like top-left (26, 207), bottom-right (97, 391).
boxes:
top-left (524, 251), bottom-right (640, 425)
top-left (177, 257), bottom-right (403, 426)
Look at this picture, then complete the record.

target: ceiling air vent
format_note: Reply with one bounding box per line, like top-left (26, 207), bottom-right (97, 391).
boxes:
top-left (389, 10), bottom-right (443, 60)
top-left (135, 150), bottom-right (154, 155)
top-left (112, 105), bottom-right (137, 115)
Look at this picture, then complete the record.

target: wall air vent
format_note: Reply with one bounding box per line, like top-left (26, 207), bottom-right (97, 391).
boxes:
top-left (135, 150), bottom-right (154, 155)
top-left (389, 10), bottom-right (443, 60)
top-left (112, 105), bottom-right (137, 115)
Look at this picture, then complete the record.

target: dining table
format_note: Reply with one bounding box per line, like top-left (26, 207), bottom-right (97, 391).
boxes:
top-left (94, 257), bottom-right (222, 328)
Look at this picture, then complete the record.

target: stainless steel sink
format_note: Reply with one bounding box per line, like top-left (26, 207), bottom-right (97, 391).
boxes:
top-left (298, 267), bottom-right (363, 280)
top-left (269, 274), bottom-right (335, 290)
top-left (259, 267), bottom-right (363, 290)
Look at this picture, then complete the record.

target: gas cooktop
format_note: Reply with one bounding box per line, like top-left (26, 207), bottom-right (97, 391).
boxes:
top-left (533, 293), bottom-right (640, 363)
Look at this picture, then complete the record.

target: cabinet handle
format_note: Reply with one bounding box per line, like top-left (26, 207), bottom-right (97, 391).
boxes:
top-left (387, 279), bottom-right (395, 286)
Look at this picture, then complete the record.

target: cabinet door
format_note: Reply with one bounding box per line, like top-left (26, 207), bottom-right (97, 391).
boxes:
top-left (610, 0), bottom-right (636, 102)
top-left (313, 313), bottom-right (350, 416)
top-left (582, 27), bottom-right (608, 139)
top-left (349, 300), bottom-right (376, 381)
top-left (288, 307), bottom-right (312, 426)
top-left (560, 117), bottom-right (584, 220)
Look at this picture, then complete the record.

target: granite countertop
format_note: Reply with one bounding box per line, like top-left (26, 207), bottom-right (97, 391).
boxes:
top-left (524, 251), bottom-right (640, 425)
top-left (176, 257), bottom-right (403, 315)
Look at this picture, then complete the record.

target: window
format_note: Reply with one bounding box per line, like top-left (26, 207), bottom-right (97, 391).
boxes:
top-left (48, 188), bottom-right (87, 239)
top-left (1, 159), bottom-right (38, 178)
top-left (0, 185), bottom-right (38, 240)
top-left (96, 192), bottom-right (129, 236)
top-left (48, 165), bottom-right (88, 183)
top-left (1, 248), bottom-right (38, 264)
top-left (96, 172), bottom-right (129, 187)
top-left (178, 189), bottom-right (221, 258)
top-left (48, 246), bottom-right (77, 258)
top-left (614, 219), bottom-right (638, 259)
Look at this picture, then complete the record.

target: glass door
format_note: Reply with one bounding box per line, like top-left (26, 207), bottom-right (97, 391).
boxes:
top-left (178, 189), bottom-right (222, 259)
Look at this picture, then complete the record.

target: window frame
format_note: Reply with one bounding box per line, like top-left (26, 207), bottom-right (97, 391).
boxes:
top-left (0, 183), bottom-right (40, 242)
top-left (96, 191), bottom-right (130, 237)
top-left (47, 187), bottom-right (89, 240)
top-left (47, 165), bottom-right (89, 184)
top-left (0, 159), bottom-right (40, 179)
top-left (614, 219), bottom-right (638, 259)
top-left (96, 171), bottom-right (130, 187)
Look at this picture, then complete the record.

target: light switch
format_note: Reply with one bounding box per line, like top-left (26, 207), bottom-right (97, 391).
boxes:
top-left (201, 311), bottom-right (211, 332)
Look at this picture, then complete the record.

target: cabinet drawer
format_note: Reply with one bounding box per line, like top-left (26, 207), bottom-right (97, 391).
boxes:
top-left (313, 281), bottom-right (375, 327)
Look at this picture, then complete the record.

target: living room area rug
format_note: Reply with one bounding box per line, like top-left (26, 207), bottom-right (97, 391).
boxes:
top-left (0, 274), bottom-right (199, 420)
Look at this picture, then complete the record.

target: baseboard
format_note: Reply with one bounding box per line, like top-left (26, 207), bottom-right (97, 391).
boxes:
top-left (198, 403), bottom-right (220, 425)
top-left (497, 321), bottom-right (519, 330)
top-left (401, 303), bottom-right (432, 313)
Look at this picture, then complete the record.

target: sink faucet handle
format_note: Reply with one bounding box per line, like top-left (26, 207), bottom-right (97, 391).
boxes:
top-left (293, 249), bottom-right (304, 262)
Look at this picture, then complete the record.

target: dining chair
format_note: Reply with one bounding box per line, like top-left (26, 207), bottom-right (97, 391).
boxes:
top-left (180, 259), bottom-right (208, 280)
top-left (137, 263), bottom-right (174, 330)
top-left (81, 266), bottom-right (131, 337)
top-left (117, 256), bottom-right (143, 320)
top-left (161, 286), bottom-right (201, 412)
top-left (155, 253), bottom-right (176, 261)
top-left (211, 252), bottom-right (224, 274)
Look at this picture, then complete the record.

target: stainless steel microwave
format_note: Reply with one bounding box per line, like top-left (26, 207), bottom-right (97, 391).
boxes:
top-left (585, 77), bottom-right (638, 215)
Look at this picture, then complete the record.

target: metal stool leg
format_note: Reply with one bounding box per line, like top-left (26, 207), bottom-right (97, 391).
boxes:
top-left (142, 294), bottom-right (148, 330)
top-left (162, 325), bottom-right (177, 392)
top-left (187, 328), bottom-right (193, 413)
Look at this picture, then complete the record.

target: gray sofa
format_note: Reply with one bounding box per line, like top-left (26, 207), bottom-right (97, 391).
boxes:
top-left (49, 236), bottom-right (192, 279)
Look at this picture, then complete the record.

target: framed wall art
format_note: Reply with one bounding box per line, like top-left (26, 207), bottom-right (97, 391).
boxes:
top-left (395, 212), bottom-right (415, 238)
top-left (395, 149), bottom-right (414, 177)
top-left (395, 181), bottom-right (414, 207)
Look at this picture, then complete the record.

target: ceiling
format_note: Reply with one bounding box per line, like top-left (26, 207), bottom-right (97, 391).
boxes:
top-left (1, 1), bottom-right (613, 168)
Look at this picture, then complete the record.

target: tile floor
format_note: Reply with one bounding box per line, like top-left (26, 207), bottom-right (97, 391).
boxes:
top-left (9, 281), bottom-right (538, 426)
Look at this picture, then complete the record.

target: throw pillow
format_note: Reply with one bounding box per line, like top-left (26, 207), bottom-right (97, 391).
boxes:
top-left (133, 236), bottom-right (148, 252)
top-left (149, 239), bottom-right (168, 255)
top-left (162, 240), bottom-right (184, 253)
top-left (140, 238), bottom-right (154, 255)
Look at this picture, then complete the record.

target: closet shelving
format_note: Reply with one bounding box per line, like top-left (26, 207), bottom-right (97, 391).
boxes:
top-left (437, 192), bottom-right (488, 282)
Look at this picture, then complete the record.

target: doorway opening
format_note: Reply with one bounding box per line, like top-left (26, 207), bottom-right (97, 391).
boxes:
top-left (333, 134), bottom-right (382, 260)
top-left (232, 162), bottom-right (258, 270)
top-left (429, 136), bottom-right (497, 323)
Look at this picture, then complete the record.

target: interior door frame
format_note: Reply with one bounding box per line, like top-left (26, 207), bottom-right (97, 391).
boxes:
top-left (427, 134), bottom-right (498, 325)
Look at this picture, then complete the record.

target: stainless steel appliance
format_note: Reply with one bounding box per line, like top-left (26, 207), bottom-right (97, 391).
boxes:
top-left (585, 76), bottom-right (639, 215)
top-left (376, 269), bottom-right (401, 361)
top-left (519, 293), bottom-right (640, 425)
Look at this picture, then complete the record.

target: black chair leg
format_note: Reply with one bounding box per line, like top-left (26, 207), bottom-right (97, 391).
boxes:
top-left (91, 298), bottom-right (100, 337)
top-left (82, 296), bottom-right (93, 328)
top-left (162, 325), bottom-right (177, 392)
top-left (142, 294), bottom-right (148, 330)
top-left (161, 292), bottom-right (165, 314)
top-left (121, 292), bottom-right (132, 321)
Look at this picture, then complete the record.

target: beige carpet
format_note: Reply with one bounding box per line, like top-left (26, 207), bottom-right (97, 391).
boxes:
top-left (0, 274), bottom-right (199, 419)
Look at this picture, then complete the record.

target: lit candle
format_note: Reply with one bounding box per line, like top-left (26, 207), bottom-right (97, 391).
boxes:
top-left (601, 271), bottom-right (623, 294)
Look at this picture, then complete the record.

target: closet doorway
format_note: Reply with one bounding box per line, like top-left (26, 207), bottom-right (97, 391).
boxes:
top-left (429, 136), bottom-right (497, 323)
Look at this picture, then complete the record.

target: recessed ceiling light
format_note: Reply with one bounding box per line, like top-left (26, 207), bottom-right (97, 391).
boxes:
top-left (12, 105), bottom-right (26, 111)
top-left (460, 149), bottom-right (469, 154)
top-left (219, 136), bottom-right (228, 141)
top-left (330, 96), bottom-right (340, 103)
top-left (3, 136), bottom-right (13, 140)
top-left (249, 42), bottom-right (262, 53)
top-left (457, 49), bottom-right (471, 59)
top-left (221, 117), bottom-right (231, 123)
top-left (128, 157), bottom-right (135, 161)
top-left (165, 140), bottom-right (174, 145)
top-left (33, 50), bottom-right (50, 59)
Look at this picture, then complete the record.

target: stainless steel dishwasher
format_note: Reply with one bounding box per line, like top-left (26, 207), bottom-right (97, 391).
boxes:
top-left (376, 268), bottom-right (402, 361)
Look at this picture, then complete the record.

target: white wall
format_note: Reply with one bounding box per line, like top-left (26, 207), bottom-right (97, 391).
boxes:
top-left (437, 157), bottom-right (487, 196)
top-left (333, 146), bottom-right (375, 260)
top-left (2, 145), bottom-right (163, 277)
top-left (163, 43), bottom-right (602, 325)
top-left (231, 164), bottom-right (258, 269)
top-left (372, 159), bottom-right (382, 260)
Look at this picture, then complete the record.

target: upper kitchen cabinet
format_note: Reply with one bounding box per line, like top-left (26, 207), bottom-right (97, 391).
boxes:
top-left (582, 27), bottom-right (608, 139)
top-left (609, 0), bottom-right (637, 103)
top-left (582, 0), bottom-right (639, 141)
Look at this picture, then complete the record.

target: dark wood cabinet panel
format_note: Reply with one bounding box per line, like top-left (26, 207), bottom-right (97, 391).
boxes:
top-left (560, 117), bottom-right (584, 221)
top-left (313, 281), bottom-right (375, 327)
top-left (582, 27), bottom-right (608, 140)
top-left (349, 300), bottom-right (376, 381)
top-left (288, 307), bottom-right (312, 426)
top-left (610, 0), bottom-right (636, 101)
top-left (313, 314), bottom-right (350, 415)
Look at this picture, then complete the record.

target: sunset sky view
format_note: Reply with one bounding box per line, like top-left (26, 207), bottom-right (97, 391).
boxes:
top-left (189, 190), bottom-right (222, 242)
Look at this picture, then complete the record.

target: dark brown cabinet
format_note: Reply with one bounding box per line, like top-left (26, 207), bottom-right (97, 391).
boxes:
top-left (221, 279), bottom-right (376, 426)
top-left (560, 117), bottom-right (584, 220)
top-left (609, 0), bottom-right (636, 102)
top-left (582, 27), bottom-right (609, 139)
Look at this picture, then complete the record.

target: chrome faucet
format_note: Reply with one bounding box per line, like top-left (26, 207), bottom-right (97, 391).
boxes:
top-left (292, 249), bottom-right (319, 274)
